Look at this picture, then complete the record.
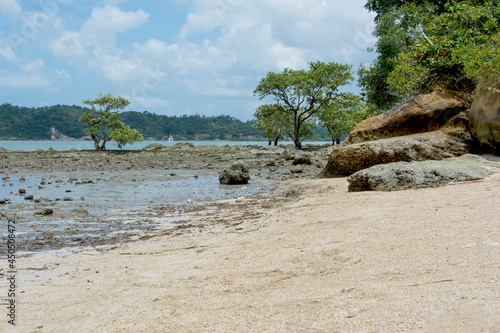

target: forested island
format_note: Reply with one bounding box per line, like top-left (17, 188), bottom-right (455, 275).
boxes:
top-left (0, 103), bottom-right (265, 141)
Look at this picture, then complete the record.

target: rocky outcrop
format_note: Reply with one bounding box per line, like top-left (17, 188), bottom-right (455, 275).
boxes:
top-left (344, 90), bottom-right (466, 145)
top-left (219, 161), bottom-right (250, 185)
top-left (347, 154), bottom-right (495, 192)
top-left (320, 131), bottom-right (471, 177)
top-left (469, 83), bottom-right (500, 153)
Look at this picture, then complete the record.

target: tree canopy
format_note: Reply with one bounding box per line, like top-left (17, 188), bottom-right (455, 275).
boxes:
top-left (359, 0), bottom-right (495, 111)
top-left (317, 93), bottom-right (370, 145)
top-left (80, 93), bottom-right (143, 150)
top-left (254, 61), bottom-right (353, 149)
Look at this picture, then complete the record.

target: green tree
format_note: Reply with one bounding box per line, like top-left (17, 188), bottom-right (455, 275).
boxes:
top-left (254, 61), bottom-right (353, 149)
top-left (80, 93), bottom-right (143, 150)
top-left (253, 104), bottom-right (289, 146)
top-left (387, 1), bottom-right (500, 97)
top-left (360, 0), bottom-right (492, 109)
top-left (317, 93), bottom-right (370, 145)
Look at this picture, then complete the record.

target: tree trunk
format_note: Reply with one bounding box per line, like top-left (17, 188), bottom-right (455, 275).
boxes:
top-left (92, 135), bottom-right (101, 151)
top-left (293, 124), bottom-right (301, 149)
top-left (268, 140), bottom-right (272, 145)
top-left (273, 137), bottom-right (279, 146)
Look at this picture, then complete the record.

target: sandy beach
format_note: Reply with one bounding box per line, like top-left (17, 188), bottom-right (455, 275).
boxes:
top-left (3, 153), bottom-right (499, 332)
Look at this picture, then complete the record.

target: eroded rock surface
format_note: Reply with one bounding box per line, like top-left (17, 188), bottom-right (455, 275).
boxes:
top-left (469, 83), bottom-right (500, 153)
top-left (320, 131), bottom-right (471, 177)
top-left (344, 90), bottom-right (466, 145)
top-left (347, 154), bottom-right (495, 192)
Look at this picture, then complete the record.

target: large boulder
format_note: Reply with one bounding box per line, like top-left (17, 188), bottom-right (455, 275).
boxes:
top-left (319, 131), bottom-right (472, 177)
top-left (344, 90), bottom-right (467, 145)
top-left (347, 154), bottom-right (495, 192)
top-left (469, 83), bottom-right (500, 153)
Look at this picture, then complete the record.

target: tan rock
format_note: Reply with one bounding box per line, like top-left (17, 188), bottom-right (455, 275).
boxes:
top-left (344, 90), bottom-right (466, 145)
top-left (469, 83), bottom-right (500, 149)
top-left (319, 131), bottom-right (471, 177)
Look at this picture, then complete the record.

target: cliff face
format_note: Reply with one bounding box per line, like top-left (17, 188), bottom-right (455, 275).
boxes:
top-left (469, 84), bottom-right (500, 153)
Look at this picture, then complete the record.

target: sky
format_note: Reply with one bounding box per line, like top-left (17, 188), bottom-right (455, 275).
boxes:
top-left (0, 0), bottom-right (377, 121)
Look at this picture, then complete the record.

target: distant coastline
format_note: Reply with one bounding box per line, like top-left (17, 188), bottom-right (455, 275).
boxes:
top-left (0, 140), bottom-right (331, 152)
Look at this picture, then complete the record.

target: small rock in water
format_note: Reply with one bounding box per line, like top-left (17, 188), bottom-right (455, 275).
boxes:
top-left (18, 189), bottom-right (26, 195)
top-left (69, 208), bottom-right (89, 216)
top-left (34, 208), bottom-right (53, 216)
top-left (24, 195), bottom-right (34, 201)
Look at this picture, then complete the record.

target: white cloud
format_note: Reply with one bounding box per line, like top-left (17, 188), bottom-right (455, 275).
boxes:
top-left (0, 44), bottom-right (16, 61)
top-left (50, 30), bottom-right (86, 61)
top-left (0, 0), bottom-right (22, 19)
top-left (81, 5), bottom-right (149, 48)
top-left (0, 58), bottom-right (49, 88)
top-left (55, 68), bottom-right (71, 85)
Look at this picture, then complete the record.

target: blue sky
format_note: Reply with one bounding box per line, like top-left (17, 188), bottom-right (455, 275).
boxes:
top-left (0, 0), bottom-right (376, 120)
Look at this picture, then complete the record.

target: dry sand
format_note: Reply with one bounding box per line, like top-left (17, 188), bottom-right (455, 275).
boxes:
top-left (5, 164), bottom-right (500, 332)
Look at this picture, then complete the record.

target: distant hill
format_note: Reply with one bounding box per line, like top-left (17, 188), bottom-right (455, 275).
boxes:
top-left (0, 103), bottom-right (264, 141)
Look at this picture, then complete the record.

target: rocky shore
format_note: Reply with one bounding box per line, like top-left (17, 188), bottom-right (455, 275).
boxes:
top-left (0, 143), bottom-right (332, 255)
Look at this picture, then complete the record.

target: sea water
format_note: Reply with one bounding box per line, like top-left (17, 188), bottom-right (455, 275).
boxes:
top-left (0, 168), bottom-right (288, 256)
top-left (0, 140), bottom-right (329, 151)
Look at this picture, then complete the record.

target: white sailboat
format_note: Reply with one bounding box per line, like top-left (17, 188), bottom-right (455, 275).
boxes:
top-left (168, 133), bottom-right (173, 142)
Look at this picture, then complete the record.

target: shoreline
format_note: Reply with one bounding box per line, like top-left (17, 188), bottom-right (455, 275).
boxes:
top-left (5, 162), bottom-right (500, 331)
top-left (0, 146), bottom-right (327, 256)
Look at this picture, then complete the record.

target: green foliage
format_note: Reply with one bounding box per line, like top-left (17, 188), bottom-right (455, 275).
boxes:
top-left (0, 104), bottom-right (264, 141)
top-left (253, 104), bottom-right (290, 145)
top-left (317, 93), bottom-right (371, 145)
top-left (0, 103), bottom-right (87, 139)
top-left (361, 0), bottom-right (497, 108)
top-left (81, 93), bottom-right (143, 150)
top-left (387, 1), bottom-right (500, 95)
top-left (254, 61), bottom-right (353, 149)
top-left (359, 2), bottom-right (435, 111)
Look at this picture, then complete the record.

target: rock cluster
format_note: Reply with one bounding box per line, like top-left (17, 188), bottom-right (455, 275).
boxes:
top-left (322, 89), bottom-right (484, 177)
top-left (320, 86), bottom-right (499, 190)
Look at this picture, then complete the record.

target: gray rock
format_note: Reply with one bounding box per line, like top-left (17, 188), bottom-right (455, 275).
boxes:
top-left (281, 146), bottom-right (297, 161)
top-left (220, 161), bottom-right (251, 184)
top-left (290, 166), bottom-right (303, 173)
top-left (219, 169), bottom-right (251, 185)
top-left (173, 142), bottom-right (195, 149)
top-left (18, 189), bottom-right (26, 195)
top-left (68, 208), bottom-right (89, 216)
top-left (292, 152), bottom-right (312, 165)
top-left (230, 160), bottom-right (249, 173)
top-left (347, 154), bottom-right (496, 192)
top-left (142, 143), bottom-right (164, 151)
top-left (24, 195), bottom-right (34, 200)
top-left (34, 208), bottom-right (54, 216)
